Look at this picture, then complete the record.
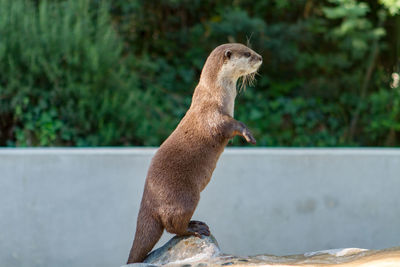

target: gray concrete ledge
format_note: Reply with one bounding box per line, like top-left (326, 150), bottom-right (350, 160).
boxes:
top-left (1, 148), bottom-right (399, 267)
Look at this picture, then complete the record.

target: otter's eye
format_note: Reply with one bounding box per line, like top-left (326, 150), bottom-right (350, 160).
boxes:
top-left (244, 52), bottom-right (251, 57)
top-left (225, 50), bottom-right (232, 59)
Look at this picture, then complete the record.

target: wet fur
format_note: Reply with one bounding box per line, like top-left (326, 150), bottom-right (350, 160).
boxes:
top-left (127, 43), bottom-right (262, 263)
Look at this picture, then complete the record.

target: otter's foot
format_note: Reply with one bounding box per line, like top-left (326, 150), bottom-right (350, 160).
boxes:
top-left (187, 220), bottom-right (210, 237)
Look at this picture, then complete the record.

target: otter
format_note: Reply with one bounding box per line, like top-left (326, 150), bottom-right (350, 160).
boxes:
top-left (127, 43), bottom-right (262, 263)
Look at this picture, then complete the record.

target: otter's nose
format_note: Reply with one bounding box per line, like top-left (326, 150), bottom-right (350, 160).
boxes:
top-left (252, 54), bottom-right (262, 62)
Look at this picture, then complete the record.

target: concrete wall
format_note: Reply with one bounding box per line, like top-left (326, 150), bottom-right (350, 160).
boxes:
top-left (1, 148), bottom-right (399, 267)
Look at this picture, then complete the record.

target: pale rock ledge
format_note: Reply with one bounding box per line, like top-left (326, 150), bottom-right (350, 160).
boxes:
top-left (123, 235), bottom-right (400, 267)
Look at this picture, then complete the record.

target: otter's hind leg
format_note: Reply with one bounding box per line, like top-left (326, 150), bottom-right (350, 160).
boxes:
top-left (163, 210), bottom-right (210, 237)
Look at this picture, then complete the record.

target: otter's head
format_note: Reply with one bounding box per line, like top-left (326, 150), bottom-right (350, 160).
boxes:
top-left (199, 43), bottom-right (262, 89)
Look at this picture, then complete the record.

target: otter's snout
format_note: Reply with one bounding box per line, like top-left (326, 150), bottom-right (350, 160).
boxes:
top-left (251, 54), bottom-right (262, 62)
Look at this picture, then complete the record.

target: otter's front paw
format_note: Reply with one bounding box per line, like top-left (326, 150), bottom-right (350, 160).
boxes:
top-left (243, 128), bottom-right (256, 144)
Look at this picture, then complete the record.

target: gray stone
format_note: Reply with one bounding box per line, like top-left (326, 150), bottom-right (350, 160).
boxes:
top-left (143, 235), bottom-right (220, 265)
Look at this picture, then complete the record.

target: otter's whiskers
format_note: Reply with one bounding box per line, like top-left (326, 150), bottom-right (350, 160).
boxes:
top-left (238, 71), bottom-right (257, 92)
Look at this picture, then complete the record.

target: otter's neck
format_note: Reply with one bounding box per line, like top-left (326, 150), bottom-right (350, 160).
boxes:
top-left (191, 71), bottom-right (238, 117)
top-left (193, 72), bottom-right (238, 117)
top-left (218, 76), bottom-right (237, 117)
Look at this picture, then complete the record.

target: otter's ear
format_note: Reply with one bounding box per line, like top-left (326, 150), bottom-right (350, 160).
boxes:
top-left (224, 50), bottom-right (232, 59)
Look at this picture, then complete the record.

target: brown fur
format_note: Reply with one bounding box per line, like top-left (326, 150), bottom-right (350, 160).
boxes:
top-left (127, 43), bottom-right (262, 263)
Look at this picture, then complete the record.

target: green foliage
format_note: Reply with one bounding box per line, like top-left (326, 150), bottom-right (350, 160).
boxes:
top-left (0, 0), bottom-right (399, 147)
top-left (380, 0), bottom-right (400, 15)
top-left (365, 79), bottom-right (400, 145)
top-left (0, 0), bottom-right (144, 146)
top-left (323, 0), bottom-right (385, 58)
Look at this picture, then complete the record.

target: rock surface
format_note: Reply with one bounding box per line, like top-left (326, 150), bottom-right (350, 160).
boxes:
top-left (123, 235), bottom-right (400, 267)
top-left (144, 235), bottom-right (220, 265)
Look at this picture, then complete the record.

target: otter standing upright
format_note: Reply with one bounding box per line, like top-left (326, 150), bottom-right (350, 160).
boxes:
top-left (127, 43), bottom-right (262, 263)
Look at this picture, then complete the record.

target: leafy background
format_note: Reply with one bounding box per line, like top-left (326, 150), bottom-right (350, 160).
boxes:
top-left (0, 0), bottom-right (400, 147)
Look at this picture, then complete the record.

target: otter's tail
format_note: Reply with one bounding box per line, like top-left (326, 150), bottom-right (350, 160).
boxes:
top-left (127, 210), bottom-right (163, 263)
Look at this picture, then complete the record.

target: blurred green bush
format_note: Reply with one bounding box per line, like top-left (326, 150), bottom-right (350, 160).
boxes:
top-left (0, 0), bottom-right (399, 146)
top-left (0, 0), bottom-right (146, 146)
